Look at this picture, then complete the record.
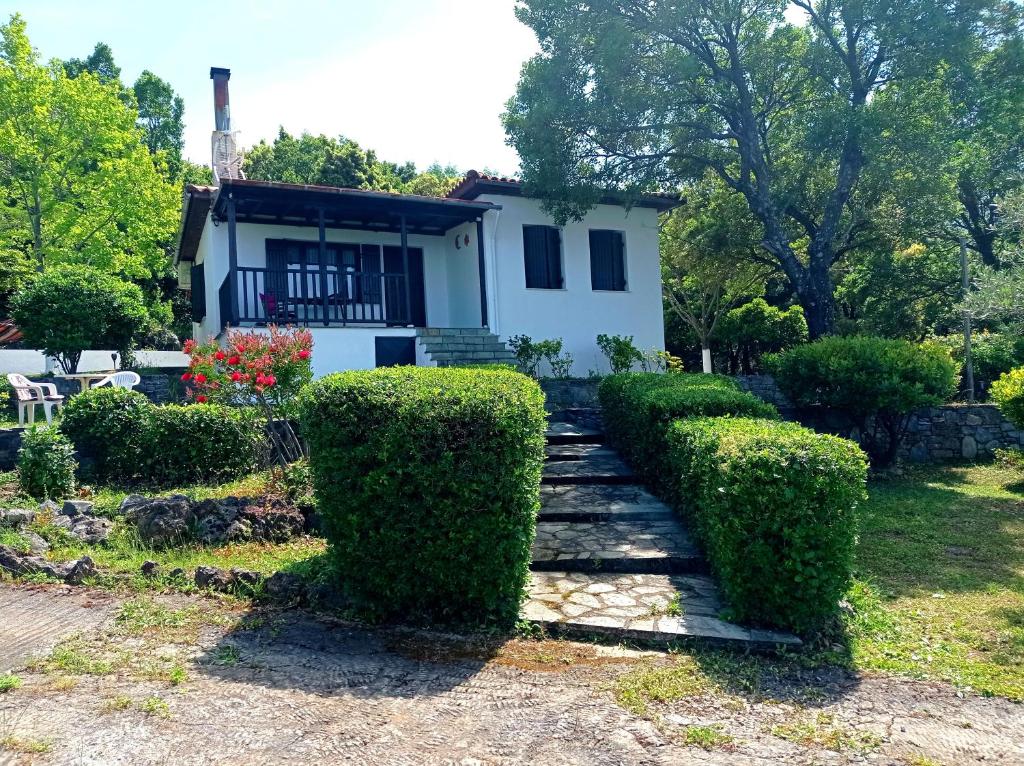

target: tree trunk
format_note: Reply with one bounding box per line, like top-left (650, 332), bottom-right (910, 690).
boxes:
top-left (701, 346), bottom-right (713, 373)
top-left (797, 251), bottom-right (838, 340)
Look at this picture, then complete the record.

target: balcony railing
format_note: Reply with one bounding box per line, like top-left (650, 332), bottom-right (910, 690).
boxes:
top-left (219, 266), bottom-right (410, 327)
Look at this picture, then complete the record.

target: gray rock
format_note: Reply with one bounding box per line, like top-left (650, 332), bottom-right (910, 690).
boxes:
top-left (195, 565), bottom-right (232, 591)
top-left (119, 494), bottom-right (150, 514)
top-left (37, 500), bottom-right (59, 515)
top-left (962, 435), bottom-right (978, 460)
top-left (0, 508), bottom-right (34, 527)
top-left (264, 571), bottom-right (305, 602)
top-left (23, 531), bottom-right (49, 555)
top-left (64, 556), bottom-right (97, 585)
top-left (51, 513), bottom-right (113, 545)
top-left (61, 500), bottom-right (94, 517)
top-left (141, 560), bottom-right (159, 577)
top-left (0, 544), bottom-right (67, 580)
top-left (230, 568), bottom-right (261, 589)
top-left (127, 495), bottom-right (195, 548)
top-left (167, 567), bottom-right (186, 580)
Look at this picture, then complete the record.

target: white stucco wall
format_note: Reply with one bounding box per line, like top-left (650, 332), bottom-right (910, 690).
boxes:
top-left (478, 195), bottom-right (665, 376)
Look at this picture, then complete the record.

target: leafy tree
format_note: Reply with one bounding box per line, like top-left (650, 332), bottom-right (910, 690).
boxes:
top-left (133, 70), bottom-right (185, 177)
top-left (962, 190), bottom-right (1024, 322)
top-left (11, 264), bottom-right (149, 373)
top-left (661, 177), bottom-right (774, 372)
top-left (717, 298), bottom-right (808, 374)
top-left (404, 163), bottom-right (463, 197)
top-left (505, 0), bottom-right (1005, 338)
top-left (0, 15), bottom-right (179, 279)
top-left (62, 41), bottom-right (119, 84)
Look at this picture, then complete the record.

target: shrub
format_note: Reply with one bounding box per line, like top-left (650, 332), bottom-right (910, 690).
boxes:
top-left (667, 418), bottom-right (867, 632)
top-left (60, 387), bottom-right (150, 481)
top-left (717, 298), bottom-right (808, 374)
top-left (141, 404), bottom-right (263, 487)
top-left (298, 366), bottom-right (546, 627)
top-left (18, 427), bottom-right (77, 500)
top-left (11, 265), bottom-right (149, 373)
top-left (991, 367), bottom-right (1024, 428)
top-left (933, 331), bottom-right (1024, 396)
top-left (767, 337), bottom-right (959, 466)
top-left (598, 372), bottom-right (777, 493)
top-left (508, 334), bottom-right (543, 377)
top-left (597, 333), bottom-right (643, 373)
top-left (60, 388), bottom-right (263, 487)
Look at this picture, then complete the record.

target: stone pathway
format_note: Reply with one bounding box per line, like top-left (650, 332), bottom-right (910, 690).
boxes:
top-left (523, 423), bottom-right (800, 649)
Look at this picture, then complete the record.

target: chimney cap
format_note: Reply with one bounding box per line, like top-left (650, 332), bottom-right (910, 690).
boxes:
top-left (210, 67), bottom-right (231, 79)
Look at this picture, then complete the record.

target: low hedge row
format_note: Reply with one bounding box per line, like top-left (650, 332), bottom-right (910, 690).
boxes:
top-left (598, 372), bottom-right (777, 495)
top-left (298, 366), bottom-right (547, 627)
top-left (668, 417), bottom-right (867, 631)
top-left (60, 388), bottom-right (263, 487)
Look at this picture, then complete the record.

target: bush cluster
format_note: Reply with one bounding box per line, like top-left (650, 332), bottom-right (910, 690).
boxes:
top-left (60, 387), bottom-right (263, 487)
top-left (767, 336), bottom-right (959, 466)
top-left (18, 427), bottom-right (77, 500)
top-left (668, 417), bottom-right (867, 631)
top-left (298, 366), bottom-right (547, 627)
top-left (991, 367), bottom-right (1024, 428)
top-left (598, 372), bottom-right (777, 494)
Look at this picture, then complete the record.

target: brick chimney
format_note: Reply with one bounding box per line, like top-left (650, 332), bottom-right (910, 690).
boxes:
top-left (209, 67), bottom-right (244, 183)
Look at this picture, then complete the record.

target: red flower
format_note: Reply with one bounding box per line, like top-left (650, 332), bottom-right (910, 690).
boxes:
top-left (228, 355), bottom-right (240, 365)
top-left (181, 372), bottom-right (192, 382)
top-left (196, 394), bottom-right (208, 403)
top-left (215, 350), bottom-right (226, 361)
top-left (298, 349), bottom-right (310, 360)
top-left (264, 375), bottom-right (277, 387)
top-left (195, 373), bottom-right (207, 384)
top-left (231, 371), bottom-right (242, 382)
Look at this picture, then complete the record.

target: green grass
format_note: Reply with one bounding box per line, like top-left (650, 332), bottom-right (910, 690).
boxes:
top-left (0, 735), bottom-right (52, 754)
top-left (0, 673), bottom-right (21, 693)
top-left (681, 724), bottom-right (734, 749)
top-left (770, 711), bottom-right (882, 753)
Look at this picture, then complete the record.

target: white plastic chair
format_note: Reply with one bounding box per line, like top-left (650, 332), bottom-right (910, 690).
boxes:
top-left (92, 371), bottom-right (141, 391)
top-left (6, 373), bottom-right (64, 426)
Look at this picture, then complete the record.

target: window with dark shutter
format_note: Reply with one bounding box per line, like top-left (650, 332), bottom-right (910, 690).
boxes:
top-left (190, 263), bottom-right (206, 321)
top-left (523, 225), bottom-right (564, 289)
top-left (589, 230), bottom-right (627, 291)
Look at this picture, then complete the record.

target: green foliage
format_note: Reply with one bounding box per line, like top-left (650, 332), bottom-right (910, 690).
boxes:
top-left (991, 367), bottom-right (1024, 429)
top-left (597, 334), bottom-right (643, 374)
top-left (60, 388), bottom-right (262, 487)
top-left (133, 70), bottom-right (185, 178)
top-left (598, 372), bottom-right (777, 494)
top-left (933, 331), bottom-right (1024, 395)
top-left (60, 387), bottom-right (150, 481)
top-left (667, 417), bottom-right (867, 632)
top-left (716, 298), bottom-right (808, 373)
top-left (17, 427), bottom-right (77, 500)
top-left (11, 265), bottom-right (149, 373)
top-left (767, 337), bottom-right (960, 466)
top-left (508, 334), bottom-right (543, 377)
top-left (298, 367), bottom-right (547, 627)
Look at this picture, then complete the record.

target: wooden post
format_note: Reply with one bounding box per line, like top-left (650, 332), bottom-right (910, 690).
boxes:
top-left (319, 208), bottom-right (329, 326)
top-left (226, 195), bottom-right (239, 327)
top-left (476, 218), bottom-right (488, 328)
top-left (400, 215), bottom-right (412, 326)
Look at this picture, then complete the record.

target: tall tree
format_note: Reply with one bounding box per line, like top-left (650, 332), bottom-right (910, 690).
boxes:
top-left (0, 15), bottom-right (178, 278)
top-left (133, 70), bottom-right (185, 177)
top-left (505, 0), bottom-right (1002, 337)
top-left (62, 41), bottom-right (119, 84)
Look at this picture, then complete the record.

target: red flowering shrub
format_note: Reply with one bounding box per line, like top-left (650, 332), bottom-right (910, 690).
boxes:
top-left (184, 325), bottom-right (313, 464)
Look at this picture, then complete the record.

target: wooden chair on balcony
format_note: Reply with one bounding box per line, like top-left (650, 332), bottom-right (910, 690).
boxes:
top-left (6, 373), bottom-right (64, 426)
top-left (259, 292), bottom-right (297, 323)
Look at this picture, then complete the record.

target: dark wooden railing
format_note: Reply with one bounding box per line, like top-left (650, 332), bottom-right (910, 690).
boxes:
top-left (221, 266), bottom-right (410, 327)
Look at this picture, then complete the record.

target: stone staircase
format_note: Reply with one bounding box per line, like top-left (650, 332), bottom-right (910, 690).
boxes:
top-left (521, 421), bottom-right (801, 650)
top-left (416, 328), bottom-right (517, 367)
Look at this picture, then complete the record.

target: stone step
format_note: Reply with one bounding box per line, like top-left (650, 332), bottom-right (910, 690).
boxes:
top-left (541, 453), bottom-right (636, 485)
top-left (545, 444), bottom-right (618, 461)
top-left (545, 422), bottom-right (604, 446)
top-left (522, 572), bottom-right (801, 650)
top-left (539, 484), bottom-right (675, 522)
top-left (531, 519), bottom-right (706, 574)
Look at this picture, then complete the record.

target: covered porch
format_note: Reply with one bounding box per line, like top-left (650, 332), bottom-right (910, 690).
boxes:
top-left (206, 179), bottom-right (498, 330)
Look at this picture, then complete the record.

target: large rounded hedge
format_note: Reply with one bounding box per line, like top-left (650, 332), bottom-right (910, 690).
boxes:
top-left (298, 366), bottom-right (547, 627)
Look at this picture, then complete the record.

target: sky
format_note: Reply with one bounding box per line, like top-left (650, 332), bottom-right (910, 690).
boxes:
top-left (3, 1), bottom-right (540, 174)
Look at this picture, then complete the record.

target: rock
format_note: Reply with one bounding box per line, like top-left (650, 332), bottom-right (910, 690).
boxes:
top-left (230, 568), bottom-right (261, 588)
top-left (127, 495), bottom-right (195, 547)
top-left (37, 500), bottom-right (59, 515)
top-left (193, 497), bottom-right (305, 546)
top-left (64, 556), bottom-right (97, 585)
top-left (23, 531), bottom-right (49, 555)
top-left (118, 494), bottom-right (150, 514)
top-left (167, 567), bottom-right (186, 580)
top-left (141, 560), bottom-right (159, 578)
top-left (961, 435), bottom-right (978, 460)
top-left (0, 508), bottom-right (35, 527)
top-left (264, 571), bottom-right (305, 602)
top-left (61, 499), bottom-right (94, 517)
top-left (0, 544), bottom-right (67, 580)
top-left (194, 565), bottom-right (232, 592)
top-left (51, 514), bottom-right (113, 545)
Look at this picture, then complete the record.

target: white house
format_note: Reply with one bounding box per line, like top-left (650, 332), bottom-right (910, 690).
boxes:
top-left (175, 70), bottom-right (678, 378)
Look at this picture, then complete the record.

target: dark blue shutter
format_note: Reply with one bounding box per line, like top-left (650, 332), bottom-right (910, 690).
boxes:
top-left (589, 230), bottom-right (625, 291)
top-left (190, 263), bottom-right (206, 321)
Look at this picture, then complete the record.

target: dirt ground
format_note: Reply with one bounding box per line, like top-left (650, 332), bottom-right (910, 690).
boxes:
top-left (1, 584), bottom-right (1022, 765)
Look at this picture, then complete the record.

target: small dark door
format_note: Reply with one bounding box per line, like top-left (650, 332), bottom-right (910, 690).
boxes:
top-left (383, 246), bottom-right (426, 327)
top-left (374, 336), bottom-right (416, 367)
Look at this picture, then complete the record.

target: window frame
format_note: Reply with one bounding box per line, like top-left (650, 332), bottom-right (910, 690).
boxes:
top-left (522, 224), bottom-right (565, 290)
top-left (588, 229), bottom-right (628, 292)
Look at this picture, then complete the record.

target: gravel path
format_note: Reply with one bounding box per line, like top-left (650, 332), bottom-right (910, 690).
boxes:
top-left (1, 584), bottom-right (1022, 765)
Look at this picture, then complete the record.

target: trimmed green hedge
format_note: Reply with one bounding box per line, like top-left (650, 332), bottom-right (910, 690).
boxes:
top-left (298, 366), bottom-right (547, 627)
top-left (60, 387), bottom-right (263, 487)
top-left (667, 418), bottom-right (867, 631)
top-left (598, 372), bottom-right (778, 493)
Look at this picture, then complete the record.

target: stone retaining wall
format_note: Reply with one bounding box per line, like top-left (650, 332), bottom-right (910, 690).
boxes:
top-left (539, 379), bottom-right (601, 412)
top-left (0, 427), bottom-right (24, 471)
top-left (735, 373), bottom-right (1023, 462)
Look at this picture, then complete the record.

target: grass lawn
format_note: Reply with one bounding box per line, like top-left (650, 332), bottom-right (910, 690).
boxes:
top-left (843, 463), bottom-right (1024, 700)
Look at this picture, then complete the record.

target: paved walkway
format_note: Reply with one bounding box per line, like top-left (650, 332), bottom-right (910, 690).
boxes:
top-left (2, 585), bottom-right (1022, 765)
top-left (522, 424), bottom-right (799, 649)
